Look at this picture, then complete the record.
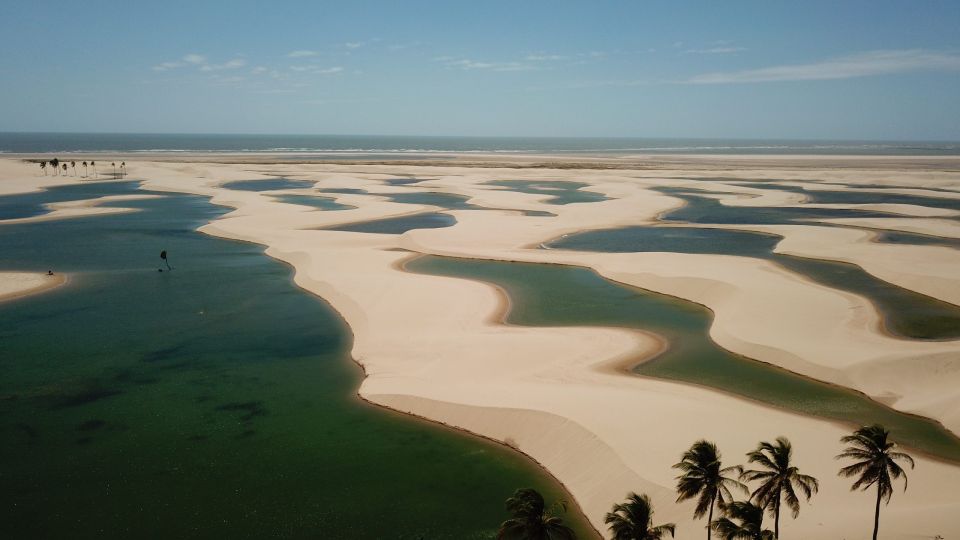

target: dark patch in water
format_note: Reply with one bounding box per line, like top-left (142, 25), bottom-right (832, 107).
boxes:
top-left (77, 419), bottom-right (106, 432)
top-left (235, 430), bottom-right (256, 439)
top-left (216, 401), bottom-right (268, 423)
top-left (15, 423), bottom-right (39, 440)
top-left (53, 388), bottom-right (122, 409)
top-left (141, 344), bottom-right (188, 363)
top-left (320, 188), bottom-right (367, 194)
top-left (384, 178), bottom-right (422, 186)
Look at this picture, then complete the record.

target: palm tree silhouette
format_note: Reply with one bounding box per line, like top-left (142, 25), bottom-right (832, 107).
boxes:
top-left (82, 161), bottom-right (88, 177)
top-left (40, 161), bottom-right (46, 175)
top-left (120, 161), bottom-right (126, 178)
top-left (673, 440), bottom-right (745, 540)
top-left (62, 163), bottom-right (68, 175)
top-left (497, 488), bottom-right (576, 539)
top-left (741, 437), bottom-right (818, 538)
top-left (51, 158), bottom-right (60, 176)
top-left (711, 501), bottom-right (775, 540)
top-left (70, 161), bottom-right (76, 176)
top-left (112, 162), bottom-right (116, 177)
top-left (91, 161), bottom-right (97, 178)
top-left (605, 492), bottom-right (676, 540)
top-left (836, 425), bottom-right (914, 540)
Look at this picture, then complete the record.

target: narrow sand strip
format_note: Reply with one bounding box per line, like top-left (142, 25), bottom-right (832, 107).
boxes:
top-left (0, 272), bottom-right (66, 302)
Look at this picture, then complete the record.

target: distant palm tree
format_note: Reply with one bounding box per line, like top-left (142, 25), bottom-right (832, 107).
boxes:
top-left (836, 425), bottom-right (915, 540)
top-left (70, 161), bottom-right (76, 176)
top-left (111, 162), bottom-right (116, 176)
top-left (82, 161), bottom-right (88, 177)
top-left (62, 163), bottom-right (68, 175)
top-left (674, 440), bottom-right (745, 540)
top-left (497, 488), bottom-right (576, 540)
top-left (741, 437), bottom-right (818, 538)
top-left (40, 161), bottom-right (46, 175)
top-left (712, 501), bottom-right (775, 540)
top-left (91, 161), bottom-right (97, 178)
top-left (605, 492), bottom-right (676, 540)
top-left (50, 158), bottom-right (60, 176)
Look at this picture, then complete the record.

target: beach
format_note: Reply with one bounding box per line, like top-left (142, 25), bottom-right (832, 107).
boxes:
top-left (2, 153), bottom-right (960, 538)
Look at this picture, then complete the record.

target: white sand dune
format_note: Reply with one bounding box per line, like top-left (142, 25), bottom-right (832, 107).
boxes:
top-left (2, 156), bottom-right (960, 539)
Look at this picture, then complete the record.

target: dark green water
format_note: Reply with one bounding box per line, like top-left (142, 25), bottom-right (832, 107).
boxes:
top-left (0, 185), bottom-right (592, 539)
top-left (655, 187), bottom-right (896, 224)
top-left (221, 178), bottom-right (317, 191)
top-left (548, 226), bottom-right (960, 340)
top-left (272, 194), bottom-right (355, 211)
top-left (320, 188), bottom-right (367, 195)
top-left (487, 181), bottom-right (610, 205)
top-left (0, 180), bottom-right (140, 220)
top-left (728, 181), bottom-right (960, 212)
top-left (405, 256), bottom-right (960, 463)
top-left (384, 178), bottom-right (423, 186)
top-left (376, 191), bottom-right (555, 217)
top-left (324, 212), bottom-right (456, 234)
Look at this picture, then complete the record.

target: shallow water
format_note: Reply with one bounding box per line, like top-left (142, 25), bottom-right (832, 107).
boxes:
top-left (220, 178), bottom-right (316, 191)
top-left (324, 212), bottom-right (456, 234)
top-left (406, 255), bottom-right (960, 463)
top-left (488, 180), bottom-right (610, 205)
top-left (272, 193), bottom-right (355, 211)
top-left (0, 180), bottom-right (140, 220)
top-left (0, 184), bottom-right (591, 538)
top-left (548, 225), bottom-right (960, 340)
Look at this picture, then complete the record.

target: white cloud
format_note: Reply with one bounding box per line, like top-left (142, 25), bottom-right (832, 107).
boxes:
top-left (199, 58), bottom-right (247, 71)
top-left (525, 54), bottom-right (566, 61)
top-left (152, 61), bottom-right (184, 71)
top-left (289, 65), bottom-right (343, 75)
top-left (183, 54), bottom-right (206, 65)
top-left (436, 57), bottom-right (535, 72)
top-left (686, 49), bottom-right (960, 84)
top-left (344, 41), bottom-right (364, 49)
top-left (288, 50), bottom-right (319, 58)
top-left (251, 66), bottom-right (268, 75)
top-left (685, 46), bottom-right (746, 54)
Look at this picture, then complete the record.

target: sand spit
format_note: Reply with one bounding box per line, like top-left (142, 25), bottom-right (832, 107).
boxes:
top-left (3, 156), bottom-right (960, 538)
top-left (0, 271), bottom-right (66, 302)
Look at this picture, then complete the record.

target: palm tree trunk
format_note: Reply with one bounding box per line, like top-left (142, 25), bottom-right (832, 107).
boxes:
top-left (707, 494), bottom-right (715, 540)
top-left (872, 487), bottom-right (882, 540)
top-left (774, 499), bottom-right (780, 539)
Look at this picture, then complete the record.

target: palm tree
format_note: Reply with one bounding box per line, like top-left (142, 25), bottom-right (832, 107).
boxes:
top-left (111, 162), bottom-right (116, 177)
top-left (741, 437), bottom-right (818, 538)
top-left (120, 161), bottom-right (126, 178)
top-left (712, 501), bottom-right (775, 540)
top-left (40, 161), bottom-right (46, 175)
top-left (50, 158), bottom-right (59, 176)
top-left (91, 161), bottom-right (97, 178)
top-left (836, 425), bottom-right (915, 540)
top-left (82, 161), bottom-right (88, 177)
top-left (62, 163), bottom-right (68, 175)
top-left (605, 492), bottom-right (676, 540)
top-left (70, 161), bottom-right (76, 176)
top-left (497, 488), bottom-right (576, 540)
top-left (673, 440), bottom-right (745, 540)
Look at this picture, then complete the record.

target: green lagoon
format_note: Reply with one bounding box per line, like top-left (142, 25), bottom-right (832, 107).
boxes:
top-left (0, 182), bottom-right (591, 539)
top-left (406, 255), bottom-right (960, 463)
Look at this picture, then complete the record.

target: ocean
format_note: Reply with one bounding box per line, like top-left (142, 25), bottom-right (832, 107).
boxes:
top-left (1, 132), bottom-right (959, 156)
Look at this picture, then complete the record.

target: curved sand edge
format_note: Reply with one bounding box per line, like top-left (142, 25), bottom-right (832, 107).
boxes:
top-left (0, 272), bottom-right (67, 303)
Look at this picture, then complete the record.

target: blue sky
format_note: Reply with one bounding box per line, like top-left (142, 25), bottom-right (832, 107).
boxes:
top-left (2, 1), bottom-right (959, 139)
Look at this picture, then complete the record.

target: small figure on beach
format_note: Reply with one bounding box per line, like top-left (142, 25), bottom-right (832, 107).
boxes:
top-left (47, 270), bottom-right (54, 276)
top-left (160, 250), bottom-right (172, 271)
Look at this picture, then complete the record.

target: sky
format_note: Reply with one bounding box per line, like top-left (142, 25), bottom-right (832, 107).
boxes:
top-left (1, 1), bottom-right (959, 140)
